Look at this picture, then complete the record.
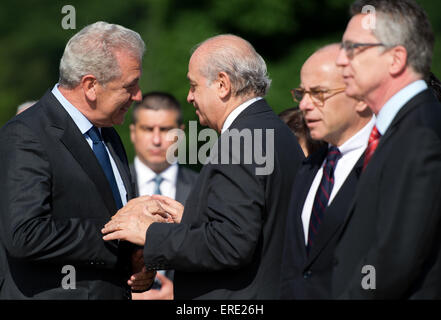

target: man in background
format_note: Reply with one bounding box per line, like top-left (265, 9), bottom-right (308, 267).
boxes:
top-left (333, 0), bottom-right (441, 298)
top-left (129, 92), bottom-right (198, 300)
top-left (281, 44), bottom-right (374, 299)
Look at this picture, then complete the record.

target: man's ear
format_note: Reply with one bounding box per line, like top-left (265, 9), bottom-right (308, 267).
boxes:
top-left (389, 45), bottom-right (408, 77)
top-left (355, 100), bottom-right (369, 112)
top-left (81, 74), bottom-right (98, 102)
top-left (217, 71), bottom-right (231, 99)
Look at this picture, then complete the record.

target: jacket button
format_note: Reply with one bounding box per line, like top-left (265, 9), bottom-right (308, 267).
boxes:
top-left (303, 270), bottom-right (312, 279)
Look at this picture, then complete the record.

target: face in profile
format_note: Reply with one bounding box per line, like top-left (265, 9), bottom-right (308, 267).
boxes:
top-left (299, 47), bottom-right (365, 146)
top-left (186, 51), bottom-right (221, 130)
top-left (130, 108), bottom-right (183, 172)
top-left (336, 14), bottom-right (390, 103)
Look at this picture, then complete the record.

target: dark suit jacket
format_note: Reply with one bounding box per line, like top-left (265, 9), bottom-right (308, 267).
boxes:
top-left (142, 99), bottom-right (304, 299)
top-left (0, 90), bottom-right (136, 299)
top-left (280, 146), bottom-right (364, 299)
top-left (332, 89), bottom-right (441, 299)
top-left (129, 163), bottom-right (199, 281)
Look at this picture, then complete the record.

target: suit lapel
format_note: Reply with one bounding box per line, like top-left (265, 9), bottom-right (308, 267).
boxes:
top-left (43, 91), bottom-right (118, 216)
top-left (102, 128), bottom-right (133, 202)
top-left (292, 147), bottom-right (328, 256)
top-left (175, 167), bottom-right (192, 205)
top-left (306, 153), bottom-right (364, 265)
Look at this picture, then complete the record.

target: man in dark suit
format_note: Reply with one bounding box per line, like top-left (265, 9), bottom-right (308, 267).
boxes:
top-left (280, 44), bottom-right (374, 299)
top-left (102, 34), bottom-right (304, 299)
top-left (332, 0), bottom-right (441, 298)
top-left (0, 21), bottom-right (155, 299)
top-left (129, 92), bottom-right (198, 299)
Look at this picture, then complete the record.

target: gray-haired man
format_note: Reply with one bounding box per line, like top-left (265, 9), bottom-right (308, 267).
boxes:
top-left (0, 21), bottom-right (154, 299)
top-left (102, 34), bottom-right (305, 299)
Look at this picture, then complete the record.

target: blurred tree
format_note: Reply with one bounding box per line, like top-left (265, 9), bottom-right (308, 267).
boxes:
top-left (0, 0), bottom-right (439, 164)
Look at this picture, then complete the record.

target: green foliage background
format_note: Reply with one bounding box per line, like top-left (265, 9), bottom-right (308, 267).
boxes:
top-left (0, 0), bottom-right (440, 162)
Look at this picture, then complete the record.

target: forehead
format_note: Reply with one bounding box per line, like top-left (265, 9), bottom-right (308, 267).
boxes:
top-left (136, 108), bottom-right (179, 125)
top-left (114, 50), bottom-right (142, 78)
top-left (301, 53), bottom-right (342, 88)
top-left (343, 14), bottom-right (378, 42)
top-left (187, 50), bottom-right (206, 80)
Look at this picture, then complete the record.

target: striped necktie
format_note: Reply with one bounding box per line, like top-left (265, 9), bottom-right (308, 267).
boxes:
top-left (307, 146), bottom-right (341, 252)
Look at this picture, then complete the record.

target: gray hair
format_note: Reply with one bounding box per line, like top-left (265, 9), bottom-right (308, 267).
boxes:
top-left (193, 34), bottom-right (271, 97)
top-left (16, 100), bottom-right (37, 115)
top-left (59, 21), bottom-right (146, 88)
top-left (350, 0), bottom-right (434, 78)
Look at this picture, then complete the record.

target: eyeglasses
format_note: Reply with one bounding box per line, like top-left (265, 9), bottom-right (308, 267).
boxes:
top-left (291, 87), bottom-right (346, 106)
top-left (340, 41), bottom-right (385, 59)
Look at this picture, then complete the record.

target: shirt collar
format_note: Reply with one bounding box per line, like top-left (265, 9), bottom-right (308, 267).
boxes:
top-left (376, 80), bottom-right (427, 135)
top-left (134, 156), bottom-right (178, 185)
top-left (51, 83), bottom-right (94, 134)
top-left (331, 115), bottom-right (376, 155)
top-left (221, 97), bottom-right (262, 133)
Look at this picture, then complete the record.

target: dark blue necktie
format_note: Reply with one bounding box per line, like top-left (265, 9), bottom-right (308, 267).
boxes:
top-left (86, 126), bottom-right (123, 210)
top-left (307, 146), bottom-right (341, 253)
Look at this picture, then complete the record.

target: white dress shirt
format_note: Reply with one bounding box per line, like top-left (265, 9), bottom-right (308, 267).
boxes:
top-left (221, 97), bottom-right (263, 133)
top-left (301, 116), bottom-right (376, 244)
top-left (51, 84), bottom-right (127, 206)
top-left (134, 156), bottom-right (178, 198)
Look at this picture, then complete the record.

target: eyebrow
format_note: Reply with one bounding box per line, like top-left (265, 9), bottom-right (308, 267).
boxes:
top-left (310, 86), bottom-right (328, 91)
top-left (125, 77), bottom-right (139, 87)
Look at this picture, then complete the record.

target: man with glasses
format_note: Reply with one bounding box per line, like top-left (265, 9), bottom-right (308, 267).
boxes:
top-left (332, 0), bottom-right (441, 299)
top-left (280, 43), bottom-right (374, 299)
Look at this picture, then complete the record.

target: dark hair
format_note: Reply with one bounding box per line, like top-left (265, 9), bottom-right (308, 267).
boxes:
top-left (279, 107), bottom-right (325, 156)
top-left (131, 91), bottom-right (183, 125)
top-left (350, 0), bottom-right (434, 78)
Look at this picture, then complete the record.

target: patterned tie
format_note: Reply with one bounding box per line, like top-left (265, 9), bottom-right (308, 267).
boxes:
top-left (153, 175), bottom-right (164, 195)
top-left (363, 126), bottom-right (381, 170)
top-left (307, 146), bottom-right (341, 252)
top-left (86, 126), bottom-right (123, 210)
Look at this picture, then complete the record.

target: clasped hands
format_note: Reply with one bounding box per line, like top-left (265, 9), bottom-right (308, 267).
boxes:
top-left (101, 195), bottom-right (183, 291)
top-left (101, 195), bottom-right (184, 245)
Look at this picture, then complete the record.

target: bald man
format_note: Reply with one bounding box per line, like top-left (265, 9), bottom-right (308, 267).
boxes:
top-left (280, 44), bottom-right (374, 299)
top-left (102, 34), bottom-right (304, 299)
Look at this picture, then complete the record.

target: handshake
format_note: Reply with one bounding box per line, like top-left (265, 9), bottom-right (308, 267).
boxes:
top-left (101, 195), bottom-right (183, 292)
top-left (101, 194), bottom-right (184, 246)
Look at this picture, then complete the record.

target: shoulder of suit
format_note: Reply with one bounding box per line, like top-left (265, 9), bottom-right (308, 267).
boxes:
top-left (178, 165), bottom-right (199, 181)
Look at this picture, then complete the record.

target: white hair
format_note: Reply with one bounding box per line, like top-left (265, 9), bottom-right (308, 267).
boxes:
top-left (16, 100), bottom-right (37, 115)
top-left (194, 34), bottom-right (271, 97)
top-left (59, 21), bottom-right (146, 88)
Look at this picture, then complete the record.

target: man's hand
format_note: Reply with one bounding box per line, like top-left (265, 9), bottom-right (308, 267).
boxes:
top-left (132, 272), bottom-right (174, 300)
top-left (151, 194), bottom-right (185, 223)
top-left (128, 267), bottom-right (156, 292)
top-left (102, 199), bottom-right (157, 245)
